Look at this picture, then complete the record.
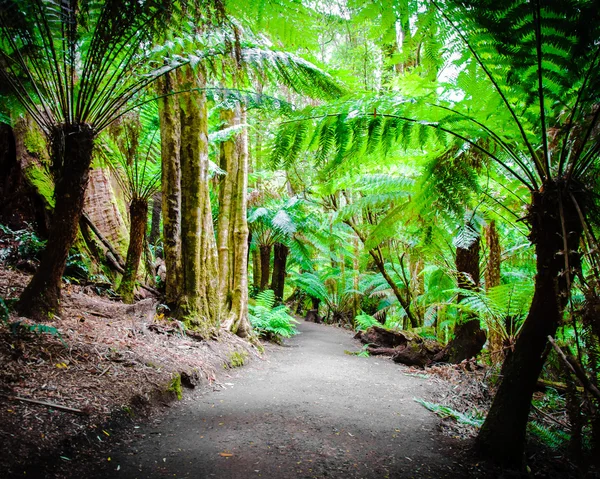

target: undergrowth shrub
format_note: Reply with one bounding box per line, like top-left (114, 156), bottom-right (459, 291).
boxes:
top-left (249, 289), bottom-right (298, 342)
top-left (0, 297), bottom-right (66, 345)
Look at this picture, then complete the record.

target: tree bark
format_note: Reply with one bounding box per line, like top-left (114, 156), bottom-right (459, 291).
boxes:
top-left (484, 219), bottom-right (504, 361)
top-left (441, 234), bottom-right (486, 363)
top-left (476, 182), bottom-right (583, 468)
top-left (252, 247), bottom-right (261, 290)
top-left (271, 242), bottom-right (289, 303)
top-left (157, 72), bottom-right (182, 306)
top-left (259, 244), bottom-right (271, 290)
top-left (176, 66), bottom-right (220, 331)
top-left (117, 198), bottom-right (148, 303)
top-left (148, 191), bottom-right (162, 246)
top-left (217, 106), bottom-right (251, 337)
top-left (17, 124), bottom-right (95, 319)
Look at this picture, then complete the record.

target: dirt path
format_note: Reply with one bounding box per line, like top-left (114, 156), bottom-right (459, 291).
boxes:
top-left (91, 321), bottom-right (460, 479)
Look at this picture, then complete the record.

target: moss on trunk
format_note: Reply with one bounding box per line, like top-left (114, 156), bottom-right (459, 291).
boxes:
top-left (217, 107), bottom-right (251, 337)
top-left (17, 124), bottom-right (95, 319)
top-left (176, 66), bottom-right (220, 332)
top-left (157, 72), bottom-right (182, 306)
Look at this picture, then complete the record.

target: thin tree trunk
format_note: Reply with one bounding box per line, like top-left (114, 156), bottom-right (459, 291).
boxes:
top-left (217, 106), bottom-right (251, 337)
top-left (176, 66), bottom-right (220, 331)
top-left (476, 184), bottom-right (583, 468)
top-left (346, 220), bottom-right (419, 328)
top-left (157, 72), bottom-right (182, 306)
top-left (17, 124), bottom-right (95, 319)
top-left (148, 191), bottom-right (162, 246)
top-left (117, 198), bottom-right (148, 304)
top-left (271, 242), bottom-right (289, 303)
top-left (484, 219), bottom-right (504, 362)
top-left (252, 247), bottom-right (261, 290)
top-left (259, 244), bottom-right (271, 290)
top-left (442, 235), bottom-right (486, 363)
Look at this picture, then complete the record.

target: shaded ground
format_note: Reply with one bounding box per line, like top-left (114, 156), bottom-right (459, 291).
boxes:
top-left (89, 321), bottom-right (464, 479)
top-left (0, 268), bottom-right (256, 478)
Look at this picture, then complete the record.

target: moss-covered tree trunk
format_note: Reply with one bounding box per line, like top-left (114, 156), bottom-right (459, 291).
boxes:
top-left (17, 124), bottom-right (95, 319)
top-left (217, 107), bottom-right (251, 337)
top-left (176, 66), bottom-right (220, 331)
top-left (117, 197), bottom-right (148, 303)
top-left (271, 242), bottom-right (289, 303)
top-left (157, 72), bottom-right (182, 306)
top-left (476, 183), bottom-right (583, 468)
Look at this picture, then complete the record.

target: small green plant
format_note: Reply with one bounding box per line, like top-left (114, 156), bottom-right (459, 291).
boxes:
top-left (226, 350), bottom-right (248, 368)
top-left (63, 251), bottom-right (91, 283)
top-left (415, 398), bottom-right (485, 428)
top-left (249, 289), bottom-right (298, 342)
top-left (167, 374), bottom-right (183, 400)
top-left (344, 344), bottom-right (371, 357)
top-left (354, 313), bottom-right (380, 331)
top-left (527, 421), bottom-right (570, 450)
top-left (1, 297), bottom-right (67, 346)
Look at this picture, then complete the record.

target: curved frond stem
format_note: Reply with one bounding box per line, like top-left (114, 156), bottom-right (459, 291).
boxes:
top-left (568, 106), bottom-right (600, 180)
top-left (430, 103), bottom-right (539, 188)
top-left (379, 113), bottom-right (534, 190)
top-left (558, 45), bottom-right (600, 175)
top-left (432, 0), bottom-right (542, 177)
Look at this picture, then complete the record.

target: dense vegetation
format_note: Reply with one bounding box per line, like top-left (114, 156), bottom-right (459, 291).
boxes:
top-left (1, 0), bottom-right (599, 473)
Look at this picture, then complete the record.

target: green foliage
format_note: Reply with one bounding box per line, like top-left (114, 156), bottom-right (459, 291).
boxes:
top-left (167, 374), bottom-right (183, 400)
top-left (0, 224), bottom-right (46, 263)
top-left (345, 344), bottom-right (370, 358)
top-left (249, 290), bottom-right (298, 341)
top-left (1, 297), bottom-right (66, 345)
top-left (225, 350), bottom-right (248, 368)
top-left (458, 282), bottom-right (534, 345)
top-left (354, 313), bottom-right (380, 331)
top-left (415, 398), bottom-right (484, 428)
top-left (527, 421), bottom-right (570, 450)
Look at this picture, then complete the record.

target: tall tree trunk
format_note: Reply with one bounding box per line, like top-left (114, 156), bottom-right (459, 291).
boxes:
top-left (484, 219), bottom-right (504, 362)
top-left (271, 242), bottom-right (289, 303)
top-left (252, 247), bottom-right (261, 290)
top-left (117, 198), bottom-right (148, 304)
top-left (157, 72), bottom-right (182, 306)
top-left (176, 66), bottom-right (220, 331)
top-left (148, 191), bottom-right (162, 246)
top-left (476, 183), bottom-right (583, 468)
top-left (17, 124), bottom-right (95, 319)
top-left (217, 106), bottom-right (251, 337)
top-left (259, 244), bottom-right (271, 290)
top-left (442, 234), bottom-right (486, 363)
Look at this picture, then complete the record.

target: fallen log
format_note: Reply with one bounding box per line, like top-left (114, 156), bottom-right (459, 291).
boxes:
top-left (356, 326), bottom-right (444, 368)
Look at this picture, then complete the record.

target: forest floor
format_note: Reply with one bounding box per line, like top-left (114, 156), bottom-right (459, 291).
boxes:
top-left (0, 267), bottom-right (591, 478)
top-left (0, 267), bottom-right (258, 478)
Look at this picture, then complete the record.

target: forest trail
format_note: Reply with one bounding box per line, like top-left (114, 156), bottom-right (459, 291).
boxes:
top-left (91, 321), bottom-right (459, 479)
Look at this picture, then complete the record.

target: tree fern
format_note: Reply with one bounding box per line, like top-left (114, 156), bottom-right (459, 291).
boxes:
top-left (249, 290), bottom-right (298, 341)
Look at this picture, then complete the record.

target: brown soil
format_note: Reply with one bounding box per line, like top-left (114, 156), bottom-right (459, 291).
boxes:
top-left (0, 267), bottom-right (258, 478)
top-left (1, 267), bottom-right (593, 479)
